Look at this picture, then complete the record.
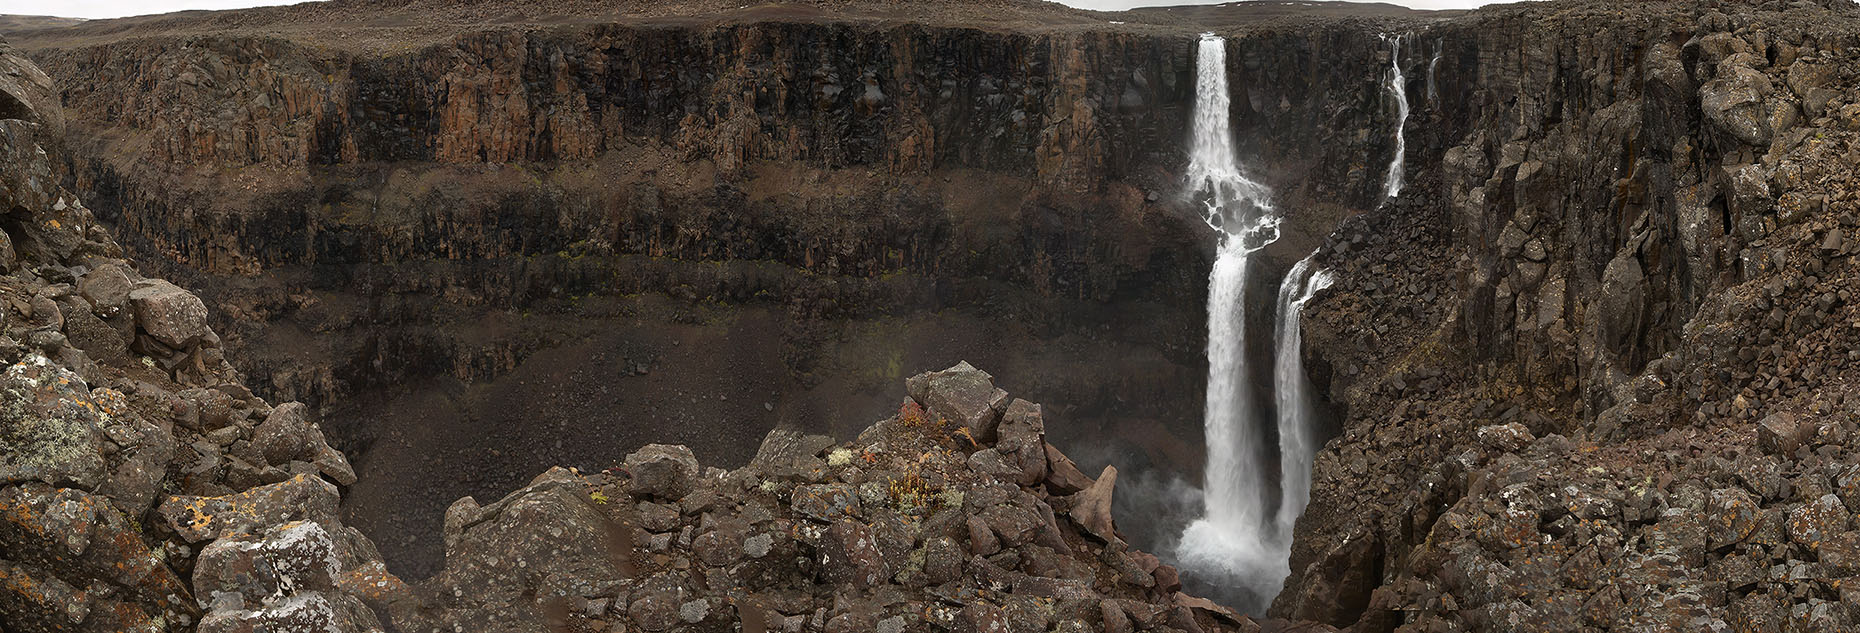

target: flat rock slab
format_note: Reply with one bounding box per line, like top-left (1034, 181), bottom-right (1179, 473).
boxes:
top-left (158, 474), bottom-right (340, 543)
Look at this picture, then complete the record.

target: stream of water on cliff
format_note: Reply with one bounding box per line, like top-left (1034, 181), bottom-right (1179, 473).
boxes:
top-left (1426, 39), bottom-right (1443, 104)
top-left (1272, 256), bottom-right (1332, 537)
top-left (1175, 32), bottom-right (1288, 611)
top-left (1382, 34), bottom-right (1410, 201)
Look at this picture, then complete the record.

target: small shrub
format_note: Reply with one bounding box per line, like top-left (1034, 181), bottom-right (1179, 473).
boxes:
top-left (887, 472), bottom-right (932, 510)
top-left (898, 401), bottom-right (929, 427)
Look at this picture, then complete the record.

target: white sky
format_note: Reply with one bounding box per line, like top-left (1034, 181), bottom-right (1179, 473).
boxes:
top-left (8, 0), bottom-right (1488, 20)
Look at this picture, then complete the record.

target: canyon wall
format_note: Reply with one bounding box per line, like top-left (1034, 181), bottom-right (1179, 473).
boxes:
top-left (17, 7), bottom-right (1411, 578)
top-left (20, 0), bottom-right (1860, 629)
top-left (1279, 0), bottom-right (1860, 630)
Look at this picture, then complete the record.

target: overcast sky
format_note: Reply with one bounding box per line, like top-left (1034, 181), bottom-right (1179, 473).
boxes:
top-left (8, 0), bottom-right (1489, 20)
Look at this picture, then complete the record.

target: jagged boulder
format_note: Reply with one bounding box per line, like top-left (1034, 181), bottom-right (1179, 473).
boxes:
top-left (129, 279), bottom-right (214, 350)
top-left (1700, 59), bottom-right (1775, 147)
top-left (1068, 465), bottom-right (1120, 543)
top-left (747, 427), bottom-right (834, 480)
top-left (248, 401), bottom-right (311, 465)
top-left (0, 38), bottom-right (62, 136)
top-left (193, 521), bottom-right (390, 633)
top-left (997, 399), bottom-right (1048, 486)
top-left (412, 467), bottom-right (629, 633)
top-left (907, 361), bottom-right (1010, 442)
top-left (624, 443), bottom-right (699, 500)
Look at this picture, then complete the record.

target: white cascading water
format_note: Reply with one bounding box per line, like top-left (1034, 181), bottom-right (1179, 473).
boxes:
top-left (1272, 255), bottom-right (1333, 537)
top-left (1175, 32), bottom-right (1286, 610)
top-left (1381, 34), bottom-right (1409, 201)
top-left (1426, 40), bottom-right (1443, 104)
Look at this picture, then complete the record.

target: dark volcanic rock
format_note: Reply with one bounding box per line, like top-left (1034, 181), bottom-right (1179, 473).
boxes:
top-left (0, 38), bottom-right (405, 633)
top-left (907, 361), bottom-right (1011, 443)
top-left (1283, 2), bottom-right (1860, 630)
top-left (624, 443), bottom-right (700, 501)
top-left (382, 366), bottom-right (1270, 633)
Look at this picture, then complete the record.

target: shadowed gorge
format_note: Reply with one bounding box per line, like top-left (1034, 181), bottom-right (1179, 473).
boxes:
top-left (5, 0), bottom-right (1860, 631)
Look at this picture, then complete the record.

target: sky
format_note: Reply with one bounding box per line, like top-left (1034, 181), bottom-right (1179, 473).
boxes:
top-left (7, 0), bottom-right (1489, 20)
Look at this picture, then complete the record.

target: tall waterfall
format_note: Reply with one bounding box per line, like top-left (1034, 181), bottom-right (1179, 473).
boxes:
top-left (1175, 32), bottom-right (1285, 612)
top-left (1381, 34), bottom-right (1409, 201)
top-left (1272, 256), bottom-right (1333, 536)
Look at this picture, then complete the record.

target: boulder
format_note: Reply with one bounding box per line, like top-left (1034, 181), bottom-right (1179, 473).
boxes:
top-left (979, 503), bottom-right (1043, 547)
top-left (415, 467), bottom-right (630, 632)
top-left (1756, 412), bottom-right (1806, 456)
top-left (923, 536), bottom-right (964, 585)
top-left (193, 521), bottom-right (341, 606)
top-left (1700, 63), bottom-right (1774, 147)
top-left (1787, 494), bottom-right (1850, 548)
top-left (967, 515), bottom-right (1001, 556)
top-left (157, 474), bottom-right (341, 542)
top-left (1705, 488), bottom-right (1761, 550)
top-left (1819, 532), bottom-right (1860, 576)
top-left (996, 399), bottom-right (1048, 486)
top-left (308, 433), bottom-right (358, 486)
top-left (1597, 252), bottom-right (1646, 353)
top-left (249, 402), bottom-right (312, 466)
top-left (747, 427), bottom-right (834, 479)
top-left (0, 39), bottom-right (64, 137)
top-left (906, 362), bottom-right (1010, 442)
top-left (817, 519), bottom-right (888, 588)
top-left (0, 355), bottom-right (106, 489)
top-left (957, 602), bottom-right (1009, 633)
top-left (77, 263), bottom-right (133, 316)
top-left (128, 279), bottom-right (214, 349)
top-left (1044, 443), bottom-right (1096, 495)
top-left (1066, 465), bottom-right (1119, 543)
top-left (791, 483), bottom-right (861, 522)
top-left (625, 444), bottom-right (699, 500)
top-left (628, 590), bottom-right (680, 632)
top-left (1475, 422), bottom-right (1534, 453)
top-left (197, 591), bottom-right (382, 633)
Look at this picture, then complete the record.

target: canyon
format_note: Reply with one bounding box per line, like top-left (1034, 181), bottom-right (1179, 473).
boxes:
top-left (4, 0), bottom-right (1860, 631)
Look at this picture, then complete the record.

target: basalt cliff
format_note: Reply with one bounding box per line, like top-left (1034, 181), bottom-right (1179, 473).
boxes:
top-left (6, 0), bottom-right (1860, 631)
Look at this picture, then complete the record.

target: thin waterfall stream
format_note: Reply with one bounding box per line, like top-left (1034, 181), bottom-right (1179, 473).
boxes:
top-left (1381, 34), bottom-right (1410, 201)
top-left (1272, 257), bottom-right (1333, 537)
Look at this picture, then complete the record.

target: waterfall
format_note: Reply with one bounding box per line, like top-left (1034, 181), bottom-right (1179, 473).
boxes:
top-left (1426, 39), bottom-right (1443, 104)
top-left (1175, 32), bottom-right (1285, 612)
top-left (1272, 255), bottom-right (1333, 537)
top-left (1381, 34), bottom-right (1409, 201)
